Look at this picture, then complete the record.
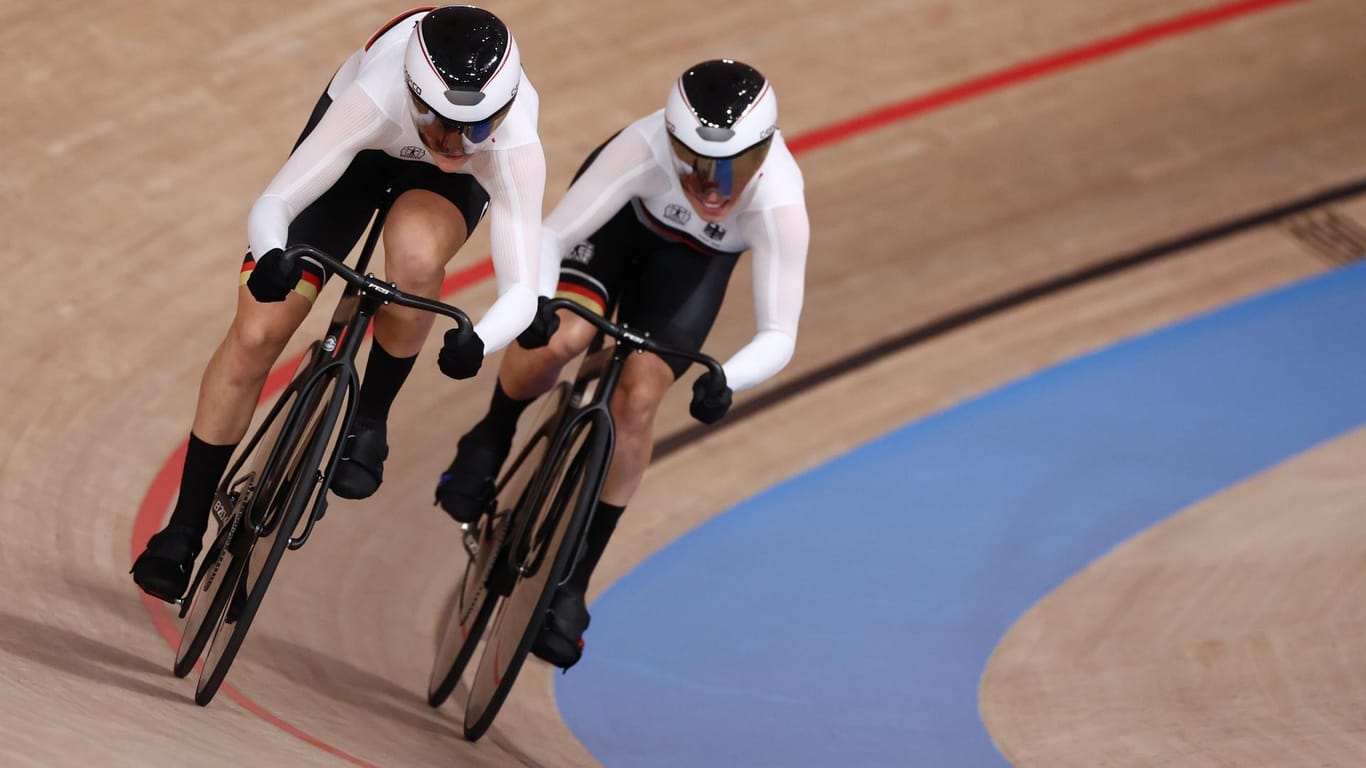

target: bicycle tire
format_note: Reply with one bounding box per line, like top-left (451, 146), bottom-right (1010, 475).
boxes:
top-left (427, 384), bottom-right (570, 707)
top-left (426, 543), bottom-right (501, 707)
top-left (172, 518), bottom-right (244, 678)
top-left (193, 373), bottom-right (341, 705)
top-left (463, 417), bottom-right (606, 741)
top-left (427, 427), bottom-right (558, 706)
top-left (172, 369), bottom-right (308, 679)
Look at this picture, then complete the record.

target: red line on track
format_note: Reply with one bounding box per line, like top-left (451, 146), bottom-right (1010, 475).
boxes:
top-left (129, 0), bottom-right (1309, 761)
top-left (785, 0), bottom-right (1308, 155)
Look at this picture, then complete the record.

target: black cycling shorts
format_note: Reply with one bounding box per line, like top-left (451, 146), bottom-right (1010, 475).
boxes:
top-left (555, 137), bottom-right (740, 378)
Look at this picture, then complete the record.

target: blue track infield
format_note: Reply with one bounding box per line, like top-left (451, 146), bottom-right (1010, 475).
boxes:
top-left (558, 261), bottom-right (1366, 767)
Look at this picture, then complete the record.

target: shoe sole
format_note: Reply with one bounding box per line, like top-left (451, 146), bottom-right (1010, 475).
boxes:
top-left (532, 627), bottom-right (585, 669)
top-left (133, 575), bottom-right (185, 604)
top-left (330, 462), bottom-right (382, 500)
top-left (436, 477), bottom-right (494, 523)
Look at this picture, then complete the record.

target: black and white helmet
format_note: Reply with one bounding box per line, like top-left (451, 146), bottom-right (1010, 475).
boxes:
top-left (665, 59), bottom-right (778, 197)
top-left (404, 5), bottom-right (521, 155)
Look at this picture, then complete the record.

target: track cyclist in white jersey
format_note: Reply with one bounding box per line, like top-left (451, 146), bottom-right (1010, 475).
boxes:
top-left (132, 5), bottom-right (545, 603)
top-left (435, 59), bottom-right (810, 669)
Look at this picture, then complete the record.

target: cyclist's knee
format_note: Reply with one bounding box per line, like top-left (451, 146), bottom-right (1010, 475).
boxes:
top-left (384, 191), bottom-right (466, 287)
top-left (611, 358), bottom-right (672, 432)
top-left (507, 312), bottom-right (592, 371)
top-left (500, 313), bottom-right (596, 397)
top-left (383, 241), bottom-right (448, 290)
top-left (226, 303), bottom-right (301, 369)
top-left (544, 312), bottom-right (595, 361)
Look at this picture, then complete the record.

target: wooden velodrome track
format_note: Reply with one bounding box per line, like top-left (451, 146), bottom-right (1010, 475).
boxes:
top-left (4, 0), bottom-right (1366, 765)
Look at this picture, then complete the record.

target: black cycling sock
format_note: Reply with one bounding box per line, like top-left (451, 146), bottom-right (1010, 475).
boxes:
top-left (166, 433), bottom-right (237, 538)
top-left (469, 380), bottom-right (533, 446)
top-left (568, 502), bottom-right (626, 593)
top-left (355, 339), bottom-right (417, 423)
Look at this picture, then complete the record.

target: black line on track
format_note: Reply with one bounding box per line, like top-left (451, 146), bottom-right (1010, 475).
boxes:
top-left (655, 174), bottom-right (1366, 460)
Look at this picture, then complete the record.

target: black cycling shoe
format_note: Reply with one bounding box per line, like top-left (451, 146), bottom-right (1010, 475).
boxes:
top-left (532, 585), bottom-right (590, 669)
top-left (130, 525), bottom-right (203, 603)
top-left (331, 416), bottom-right (388, 500)
top-left (435, 431), bottom-right (510, 523)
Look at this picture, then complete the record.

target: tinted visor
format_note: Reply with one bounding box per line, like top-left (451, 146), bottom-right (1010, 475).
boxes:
top-left (408, 88), bottom-right (513, 156)
top-left (668, 134), bottom-right (772, 199)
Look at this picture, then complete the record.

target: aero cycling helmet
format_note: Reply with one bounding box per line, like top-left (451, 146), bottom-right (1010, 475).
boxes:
top-left (404, 5), bottom-right (521, 155)
top-left (665, 59), bottom-right (777, 199)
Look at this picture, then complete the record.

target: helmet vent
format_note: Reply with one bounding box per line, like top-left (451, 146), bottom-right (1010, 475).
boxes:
top-left (696, 125), bottom-right (736, 143)
top-left (444, 88), bottom-right (487, 106)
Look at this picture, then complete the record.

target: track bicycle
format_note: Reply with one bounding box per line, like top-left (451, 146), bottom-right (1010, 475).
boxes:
top-left (171, 203), bottom-right (477, 705)
top-left (425, 297), bottom-right (727, 740)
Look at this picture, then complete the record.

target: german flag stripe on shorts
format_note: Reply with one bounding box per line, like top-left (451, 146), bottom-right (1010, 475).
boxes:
top-left (240, 252), bottom-right (325, 304)
top-left (555, 280), bottom-right (607, 316)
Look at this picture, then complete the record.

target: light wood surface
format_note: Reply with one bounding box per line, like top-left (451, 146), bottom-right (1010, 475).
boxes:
top-left (2, 0), bottom-right (1364, 765)
top-left (982, 427), bottom-right (1366, 767)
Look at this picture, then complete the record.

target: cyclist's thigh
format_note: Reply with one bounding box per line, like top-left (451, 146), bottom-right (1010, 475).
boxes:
top-left (389, 161), bottom-right (490, 243)
top-left (619, 239), bottom-right (740, 378)
top-left (383, 189), bottom-right (471, 271)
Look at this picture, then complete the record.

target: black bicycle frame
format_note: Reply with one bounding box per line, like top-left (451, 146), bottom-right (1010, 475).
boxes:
top-left (506, 298), bottom-right (726, 583)
top-left (216, 199), bottom-right (475, 551)
top-left (215, 203), bottom-right (389, 509)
